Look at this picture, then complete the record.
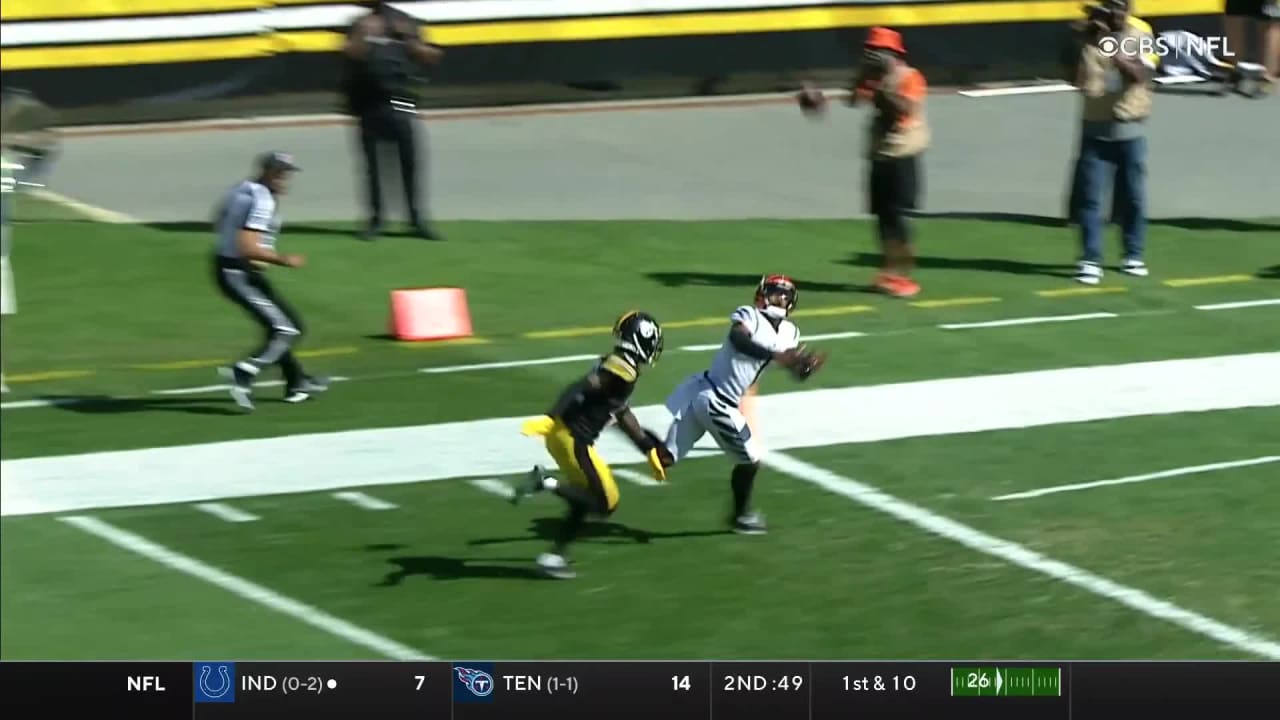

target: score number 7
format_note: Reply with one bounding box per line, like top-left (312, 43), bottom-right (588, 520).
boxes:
top-left (415, 675), bottom-right (426, 691)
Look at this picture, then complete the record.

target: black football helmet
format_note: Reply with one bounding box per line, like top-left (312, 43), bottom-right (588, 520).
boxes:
top-left (612, 311), bottom-right (664, 366)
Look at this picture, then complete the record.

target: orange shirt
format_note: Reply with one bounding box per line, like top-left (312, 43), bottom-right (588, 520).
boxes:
top-left (864, 65), bottom-right (930, 158)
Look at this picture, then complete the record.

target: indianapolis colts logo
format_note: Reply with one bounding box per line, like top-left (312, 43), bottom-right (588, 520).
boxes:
top-left (455, 667), bottom-right (494, 697)
top-left (197, 661), bottom-right (232, 696)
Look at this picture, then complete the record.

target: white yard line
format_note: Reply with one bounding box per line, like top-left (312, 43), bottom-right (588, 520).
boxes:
top-left (764, 452), bottom-right (1280, 660)
top-left (939, 313), bottom-right (1117, 330)
top-left (193, 502), bottom-right (259, 523)
top-left (613, 468), bottom-right (661, 487)
top-left (681, 330), bottom-right (864, 351)
top-left (469, 478), bottom-right (515, 499)
top-left (802, 331), bottom-right (867, 342)
top-left (0, 397), bottom-right (82, 410)
top-left (59, 515), bottom-right (432, 659)
top-left (154, 376), bottom-right (351, 396)
top-left (992, 456), bottom-right (1280, 501)
top-left (332, 491), bottom-right (398, 511)
top-left (1195, 299), bottom-right (1280, 311)
top-left (420, 355), bottom-right (599, 374)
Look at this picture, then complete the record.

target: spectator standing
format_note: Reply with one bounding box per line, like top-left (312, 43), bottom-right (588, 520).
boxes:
top-left (343, 1), bottom-right (444, 241)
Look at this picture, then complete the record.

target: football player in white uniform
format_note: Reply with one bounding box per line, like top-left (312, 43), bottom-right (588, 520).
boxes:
top-left (661, 275), bottom-right (824, 534)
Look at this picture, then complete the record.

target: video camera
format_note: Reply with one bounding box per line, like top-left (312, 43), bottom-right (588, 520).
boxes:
top-left (1082, 0), bottom-right (1125, 34)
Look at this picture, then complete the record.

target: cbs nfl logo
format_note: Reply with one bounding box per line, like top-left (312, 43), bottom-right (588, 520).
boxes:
top-left (452, 663), bottom-right (495, 703)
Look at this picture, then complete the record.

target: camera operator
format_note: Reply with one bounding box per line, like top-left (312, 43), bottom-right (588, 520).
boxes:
top-left (344, 1), bottom-right (444, 241)
top-left (1066, 0), bottom-right (1155, 286)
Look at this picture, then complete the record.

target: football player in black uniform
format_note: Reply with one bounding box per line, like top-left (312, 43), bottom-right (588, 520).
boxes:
top-left (514, 311), bottom-right (673, 579)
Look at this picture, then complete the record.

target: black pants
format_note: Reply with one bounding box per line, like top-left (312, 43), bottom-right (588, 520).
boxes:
top-left (869, 154), bottom-right (922, 242)
top-left (358, 103), bottom-right (423, 225)
top-left (213, 256), bottom-right (306, 387)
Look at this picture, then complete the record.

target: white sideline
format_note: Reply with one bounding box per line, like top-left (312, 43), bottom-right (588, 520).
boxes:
top-left (940, 313), bottom-right (1117, 330)
top-left (194, 502), bottom-right (259, 523)
top-left (766, 452), bottom-right (1280, 660)
top-left (332, 491), bottom-right (398, 510)
top-left (991, 456), bottom-right (1280, 501)
top-left (4, 352), bottom-right (1278, 517)
top-left (59, 515), bottom-right (432, 660)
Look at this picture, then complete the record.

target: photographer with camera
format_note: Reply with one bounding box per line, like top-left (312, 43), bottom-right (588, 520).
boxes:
top-left (343, 1), bottom-right (444, 242)
top-left (1066, 0), bottom-right (1156, 286)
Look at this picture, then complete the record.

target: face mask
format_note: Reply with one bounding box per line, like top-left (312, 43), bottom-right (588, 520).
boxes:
top-left (762, 304), bottom-right (788, 320)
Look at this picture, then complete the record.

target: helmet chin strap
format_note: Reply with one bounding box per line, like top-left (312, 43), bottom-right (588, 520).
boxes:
top-left (762, 305), bottom-right (788, 320)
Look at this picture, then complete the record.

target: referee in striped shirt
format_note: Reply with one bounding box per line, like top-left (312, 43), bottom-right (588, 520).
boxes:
top-left (213, 151), bottom-right (328, 411)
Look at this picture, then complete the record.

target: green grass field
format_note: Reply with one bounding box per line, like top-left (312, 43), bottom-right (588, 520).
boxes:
top-left (1, 208), bottom-right (1277, 660)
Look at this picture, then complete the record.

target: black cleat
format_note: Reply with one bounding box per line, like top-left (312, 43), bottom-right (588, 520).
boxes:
top-left (360, 221), bottom-right (383, 242)
top-left (411, 220), bottom-right (443, 241)
top-left (511, 465), bottom-right (548, 506)
top-left (218, 366), bottom-right (255, 411)
top-left (729, 511), bottom-right (768, 535)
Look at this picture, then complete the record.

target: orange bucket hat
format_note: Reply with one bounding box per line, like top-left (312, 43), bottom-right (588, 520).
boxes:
top-left (865, 26), bottom-right (906, 54)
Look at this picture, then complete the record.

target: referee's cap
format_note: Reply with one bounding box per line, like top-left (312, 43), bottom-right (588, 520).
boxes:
top-left (257, 150), bottom-right (300, 174)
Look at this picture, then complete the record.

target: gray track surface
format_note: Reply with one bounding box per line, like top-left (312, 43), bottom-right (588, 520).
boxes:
top-left (47, 92), bottom-right (1278, 222)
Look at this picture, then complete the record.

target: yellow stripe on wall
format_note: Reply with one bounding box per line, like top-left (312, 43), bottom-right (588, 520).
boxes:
top-left (1, 0), bottom-right (266, 22)
top-left (1, 36), bottom-right (271, 70)
top-left (1, 0), bottom-right (1227, 71)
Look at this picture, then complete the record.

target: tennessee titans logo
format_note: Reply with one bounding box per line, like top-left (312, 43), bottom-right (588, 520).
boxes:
top-left (455, 667), bottom-right (494, 697)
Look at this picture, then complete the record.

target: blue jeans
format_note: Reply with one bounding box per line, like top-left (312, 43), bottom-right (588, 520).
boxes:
top-left (1075, 135), bottom-right (1147, 264)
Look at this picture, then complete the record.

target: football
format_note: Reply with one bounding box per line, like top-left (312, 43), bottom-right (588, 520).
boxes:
top-left (783, 346), bottom-right (827, 380)
top-left (796, 87), bottom-right (828, 117)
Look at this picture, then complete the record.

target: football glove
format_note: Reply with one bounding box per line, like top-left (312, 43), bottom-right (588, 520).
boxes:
top-left (646, 448), bottom-right (669, 482)
top-left (520, 415), bottom-right (556, 437)
top-left (786, 346), bottom-right (828, 381)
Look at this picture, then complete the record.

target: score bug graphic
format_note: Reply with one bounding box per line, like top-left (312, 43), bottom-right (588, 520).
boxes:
top-left (193, 662), bottom-right (236, 703)
top-left (452, 663), bottom-right (496, 703)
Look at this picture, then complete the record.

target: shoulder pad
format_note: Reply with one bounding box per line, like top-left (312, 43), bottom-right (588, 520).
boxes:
top-left (599, 353), bottom-right (638, 383)
top-left (730, 305), bottom-right (758, 324)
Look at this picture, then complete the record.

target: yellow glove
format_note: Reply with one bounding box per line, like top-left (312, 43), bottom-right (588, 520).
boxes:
top-left (520, 415), bottom-right (556, 437)
top-left (646, 448), bottom-right (668, 482)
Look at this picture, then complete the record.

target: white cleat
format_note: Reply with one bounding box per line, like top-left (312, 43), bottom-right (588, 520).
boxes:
top-left (536, 552), bottom-right (576, 580)
top-left (1121, 259), bottom-right (1150, 277)
top-left (218, 366), bottom-right (255, 411)
top-left (1075, 261), bottom-right (1103, 285)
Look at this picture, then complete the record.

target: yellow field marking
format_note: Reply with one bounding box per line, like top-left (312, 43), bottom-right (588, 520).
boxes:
top-left (4, 370), bottom-right (95, 383)
top-left (790, 304), bottom-right (876, 318)
top-left (664, 316), bottom-right (733, 330)
top-left (909, 296), bottom-right (1003, 309)
top-left (395, 336), bottom-right (492, 348)
top-left (296, 346), bottom-right (360, 359)
top-left (1163, 274), bottom-right (1255, 288)
top-left (524, 325), bottom-right (613, 339)
top-left (1037, 286), bottom-right (1129, 298)
top-left (132, 358), bottom-right (226, 370)
top-left (133, 346), bottom-right (359, 370)
top-left (525, 303), bottom-right (877, 339)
